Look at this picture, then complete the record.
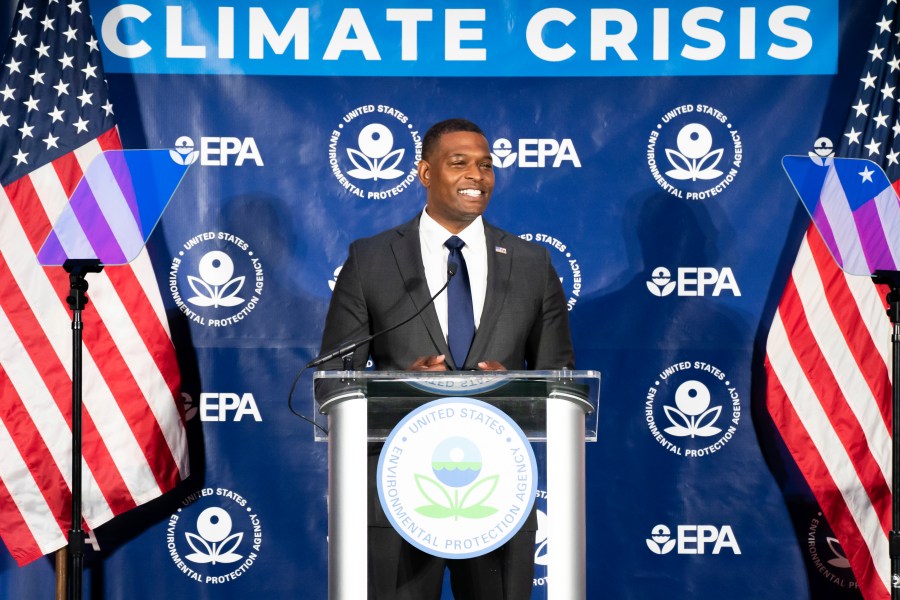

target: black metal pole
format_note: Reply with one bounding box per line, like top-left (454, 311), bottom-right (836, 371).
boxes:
top-left (874, 271), bottom-right (900, 598)
top-left (892, 315), bottom-right (900, 599)
top-left (890, 296), bottom-right (900, 599)
top-left (63, 260), bottom-right (103, 600)
top-left (68, 303), bottom-right (83, 600)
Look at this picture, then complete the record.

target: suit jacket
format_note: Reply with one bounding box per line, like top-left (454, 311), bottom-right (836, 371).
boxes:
top-left (319, 213), bottom-right (575, 372)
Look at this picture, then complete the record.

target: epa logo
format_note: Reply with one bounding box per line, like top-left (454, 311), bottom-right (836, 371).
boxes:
top-left (167, 487), bottom-right (263, 584)
top-left (646, 103), bottom-right (742, 201)
top-left (519, 232), bottom-right (583, 311)
top-left (170, 136), bottom-right (199, 165)
top-left (181, 392), bottom-right (262, 422)
top-left (328, 265), bottom-right (342, 291)
top-left (328, 104), bottom-right (421, 200)
top-left (491, 137), bottom-right (581, 168)
top-left (806, 512), bottom-right (858, 589)
top-left (170, 135), bottom-right (263, 167)
top-left (169, 231), bottom-right (265, 328)
top-left (645, 360), bottom-right (741, 458)
top-left (200, 393), bottom-right (261, 422)
top-left (646, 266), bottom-right (741, 297)
top-left (646, 524), bottom-right (741, 555)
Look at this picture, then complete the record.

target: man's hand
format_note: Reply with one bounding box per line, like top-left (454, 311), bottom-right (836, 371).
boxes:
top-left (476, 361), bottom-right (507, 371)
top-left (408, 355), bottom-right (449, 371)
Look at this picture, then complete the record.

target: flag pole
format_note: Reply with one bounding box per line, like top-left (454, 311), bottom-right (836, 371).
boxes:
top-left (55, 547), bottom-right (67, 600)
top-left (874, 270), bottom-right (900, 598)
top-left (63, 259), bottom-right (104, 600)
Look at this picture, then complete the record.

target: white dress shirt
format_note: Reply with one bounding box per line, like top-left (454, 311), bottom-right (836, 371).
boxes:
top-left (418, 208), bottom-right (487, 341)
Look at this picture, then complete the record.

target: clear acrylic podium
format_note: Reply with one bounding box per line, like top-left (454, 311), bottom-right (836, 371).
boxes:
top-left (313, 370), bottom-right (600, 600)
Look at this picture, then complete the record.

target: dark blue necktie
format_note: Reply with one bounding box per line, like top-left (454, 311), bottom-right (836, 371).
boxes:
top-left (444, 236), bottom-right (475, 369)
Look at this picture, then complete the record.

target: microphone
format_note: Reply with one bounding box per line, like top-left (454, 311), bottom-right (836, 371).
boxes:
top-left (306, 262), bottom-right (458, 369)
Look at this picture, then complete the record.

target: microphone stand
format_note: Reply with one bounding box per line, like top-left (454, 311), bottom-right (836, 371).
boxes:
top-left (874, 269), bottom-right (900, 599)
top-left (289, 263), bottom-right (459, 433)
top-left (63, 259), bottom-right (103, 600)
top-left (307, 262), bottom-right (458, 370)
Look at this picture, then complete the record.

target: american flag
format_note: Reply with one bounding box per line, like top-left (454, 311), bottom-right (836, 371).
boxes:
top-left (0, 0), bottom-right (189, 565)
top-left (765, 2), bottom-right (900, 598)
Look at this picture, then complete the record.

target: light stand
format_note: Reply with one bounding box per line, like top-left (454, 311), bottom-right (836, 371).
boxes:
top-left (63, 259), bottom-right (103, 600)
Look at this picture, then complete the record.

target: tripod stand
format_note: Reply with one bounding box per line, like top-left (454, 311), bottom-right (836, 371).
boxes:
top-left (62, 259), bottom-right (103, 600)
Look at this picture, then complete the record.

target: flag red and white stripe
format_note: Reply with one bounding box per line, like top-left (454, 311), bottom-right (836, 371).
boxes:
top-left (766, 223), bottom-right (892, 599)
top-left (0, 0), bottom-right (188, 565)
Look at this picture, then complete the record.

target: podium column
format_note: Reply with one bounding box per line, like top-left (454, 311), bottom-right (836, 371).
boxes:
top-left (546, 389), bottom-right (588, 600)
top-left (326, 391), bottom-right (368, 599)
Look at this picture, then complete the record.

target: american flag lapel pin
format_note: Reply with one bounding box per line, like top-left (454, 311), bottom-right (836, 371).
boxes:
top-left (495, 246), bottom-right (507, 254)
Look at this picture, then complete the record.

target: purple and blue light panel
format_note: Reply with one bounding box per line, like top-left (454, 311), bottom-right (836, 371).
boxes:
top-left (782, 155), bottom-right (900, 276)
top-left (37, 150), bottom-right (191, 266)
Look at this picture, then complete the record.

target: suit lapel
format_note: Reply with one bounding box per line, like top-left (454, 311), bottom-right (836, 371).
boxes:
top-left (390, 216), bottom-right (453, 364)
top-left (467, 223), bottom-right (512, 367)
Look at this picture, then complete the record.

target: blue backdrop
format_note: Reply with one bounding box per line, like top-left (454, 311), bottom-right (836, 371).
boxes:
top-left (0, 1), bottom-right (881, 598)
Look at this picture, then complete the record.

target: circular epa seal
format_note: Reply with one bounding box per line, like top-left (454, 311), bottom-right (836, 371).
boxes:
top-left (328, 104), bottom-right (422, 200)
top-left (168, 231), bottom-right (264, 328)
top-left (647, 103), bottom-right (743, 201)
top-left (519, 232), bottom-right (583, 311)
top-left (166, 487), bottom-right (263, 585)
top-left (532, 488), bottom-right (549, 589)
top-left (806, 511), bottom-right (858, 590)
top-left (644, 360), bottom-right (741, 458)
top-left (405, 374), bottom-right (506, 396)
top-left (377, 398), bottom-right (537, 559)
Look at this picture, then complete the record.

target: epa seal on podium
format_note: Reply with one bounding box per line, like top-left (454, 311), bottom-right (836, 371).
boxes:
top-left (377, 398), bottom-right (537, 559)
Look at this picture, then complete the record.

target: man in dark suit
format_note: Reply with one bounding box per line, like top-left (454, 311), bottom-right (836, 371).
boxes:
top-left (319, 118), bottom-right (574, 599)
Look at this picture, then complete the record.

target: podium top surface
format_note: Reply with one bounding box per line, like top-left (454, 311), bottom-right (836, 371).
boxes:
top-left (313, 369), bottom-right (599, 376)
top-left (312, 369), bottom-right (600, 442)
top-left (314, 369), bottom-right (599, 383)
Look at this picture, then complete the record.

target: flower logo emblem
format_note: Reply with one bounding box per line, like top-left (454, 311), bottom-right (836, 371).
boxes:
top-left (184, 507), bottom-right (243, 565)
top-left (414, 436), bottom-right (498, 520)
top-left (186, 250), bottom-right (245, 308)
top-left (328, 265), bottom-right (342, 292)
top-left (169, 135), bottom-right (199, 165)
top-left (825, 537), bottom-right (851, 569)
top-left (663, 380), bottom-right (722, 438)
top-left (664, 123), bottom-right (723, 181)
top-left (646, 524), bottom-right (676, 554)
top-left (491, 138), bottom-right (517, 168)
top-left (646, 266), bottom-right (676, 297)
top-left (808, 136), bottom-right (835, 166)
top-left (345, 123), bottom-right (405, 181)
top-left (181, 392), bottom-right (197, 421)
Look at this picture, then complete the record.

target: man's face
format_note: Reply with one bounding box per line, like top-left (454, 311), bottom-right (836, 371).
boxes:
top-left (419, 131), bottom-right (495, 233)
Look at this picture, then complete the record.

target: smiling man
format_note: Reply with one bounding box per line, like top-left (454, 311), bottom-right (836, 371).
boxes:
top-left (318, 118), bottom-right (574, 599)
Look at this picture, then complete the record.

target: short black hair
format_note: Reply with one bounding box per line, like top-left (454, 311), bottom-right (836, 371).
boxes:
top-left (421, 118), bottom-right (485, 161)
